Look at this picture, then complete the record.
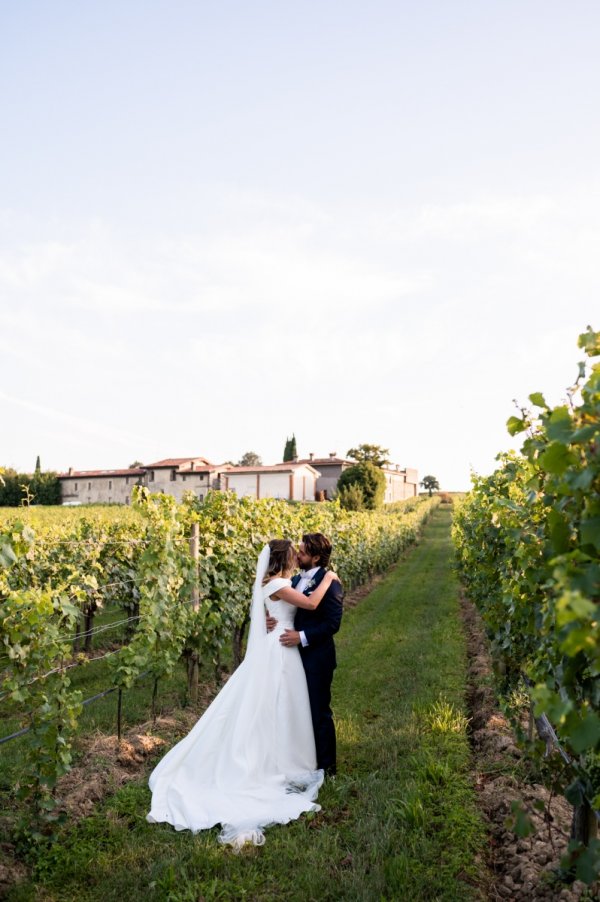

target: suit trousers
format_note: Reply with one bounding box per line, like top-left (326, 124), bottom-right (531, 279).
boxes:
top-left (303, 658), bottom-right (336, 775)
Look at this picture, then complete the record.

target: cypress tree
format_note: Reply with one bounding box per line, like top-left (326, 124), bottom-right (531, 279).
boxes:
top-left (283, 434), bottom-right (298, 461)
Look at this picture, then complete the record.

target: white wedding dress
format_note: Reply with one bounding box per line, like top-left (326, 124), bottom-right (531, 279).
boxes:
top-left (146, 558), bottom-right (324, 849)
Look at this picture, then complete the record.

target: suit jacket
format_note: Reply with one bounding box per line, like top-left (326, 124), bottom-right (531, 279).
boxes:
top-left (293, 568), bottom-right (343, 672)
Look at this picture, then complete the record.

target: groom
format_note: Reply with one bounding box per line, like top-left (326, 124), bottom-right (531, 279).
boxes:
top-left (272, 533), bottom-right (343, 776)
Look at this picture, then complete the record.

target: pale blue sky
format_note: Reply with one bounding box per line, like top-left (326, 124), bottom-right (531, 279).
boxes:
top-left (1, 2), bottom-right (599, 489)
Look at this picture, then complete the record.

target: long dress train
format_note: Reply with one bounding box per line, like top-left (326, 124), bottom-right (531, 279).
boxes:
top-left (146, 577), bottom-right (324, 848)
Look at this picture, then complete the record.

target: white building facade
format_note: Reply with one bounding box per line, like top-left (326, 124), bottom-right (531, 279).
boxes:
top-left (222, 462), bottom-right (320, 501)
top-left (381, 466), bottom-right (419, 503)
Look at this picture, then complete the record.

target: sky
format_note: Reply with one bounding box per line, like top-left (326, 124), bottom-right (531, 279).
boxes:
top-left (1, 1), bottom-right (599, 491)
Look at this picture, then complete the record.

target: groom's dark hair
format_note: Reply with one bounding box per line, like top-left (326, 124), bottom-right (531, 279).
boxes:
top-left (302, 533), bottom-right (332, 568)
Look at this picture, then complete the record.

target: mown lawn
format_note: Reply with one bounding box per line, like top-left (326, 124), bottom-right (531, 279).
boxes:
top-left (6, 507), bottom-right (487, 901)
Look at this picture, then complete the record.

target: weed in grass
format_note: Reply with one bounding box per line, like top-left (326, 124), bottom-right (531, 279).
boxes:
top-left (420, 697), bottom-right (470, 735)
top-left (392, 791), bottom-right (428, 829)
top-left (421, 755), bottom-right (455, 787)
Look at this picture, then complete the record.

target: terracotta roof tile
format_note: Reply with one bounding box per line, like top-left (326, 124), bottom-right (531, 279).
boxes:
top-left (296, 457), bottom-right (351, 465)
top-left (58, 468), bottom-right (146, 479)
top-left (178, 463), bottom-right (231, 473)
top-left (144, 457), bottom-right (213, 468)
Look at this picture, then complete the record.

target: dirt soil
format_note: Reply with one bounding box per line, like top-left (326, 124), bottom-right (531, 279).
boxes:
top-left (461, 594), bottom-right (599, 901)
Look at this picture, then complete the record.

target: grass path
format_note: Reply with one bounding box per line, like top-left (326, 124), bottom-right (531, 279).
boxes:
top-left (9, 507), bottom-right (487, 902)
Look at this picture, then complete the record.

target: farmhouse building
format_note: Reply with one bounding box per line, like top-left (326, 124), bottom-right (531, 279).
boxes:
top-left (58, 453), bottom-right (419, 505)
top-left (296, 454), bottom-right (419, 502)
top-left (58, 457), bottom-right (230, 505)
top-left (59, 468), bottom-right (146, 505)
top-left (222, 462), bottom-right (321, 502)
top-left (143, 457), bottom-right (226, 503)
top-left (295, 454), bottom-right (353, 499)
top-left (381, 465), bottom-right (419, 502)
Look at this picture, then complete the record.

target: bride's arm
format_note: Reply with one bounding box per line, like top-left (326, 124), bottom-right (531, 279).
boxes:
top-left (275, 571), bottom-right (339, 610)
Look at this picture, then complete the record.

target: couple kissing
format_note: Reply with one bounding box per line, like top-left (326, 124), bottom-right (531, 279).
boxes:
top-left (146, 531), bottom-right (343, 849)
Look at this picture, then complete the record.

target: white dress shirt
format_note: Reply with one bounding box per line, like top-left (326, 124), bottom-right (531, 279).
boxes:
top-left (296, 566), bottom-right (320, 647)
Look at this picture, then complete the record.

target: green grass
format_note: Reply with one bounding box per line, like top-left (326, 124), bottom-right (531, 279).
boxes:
top-left (5, 508), bottom-right (487, 901)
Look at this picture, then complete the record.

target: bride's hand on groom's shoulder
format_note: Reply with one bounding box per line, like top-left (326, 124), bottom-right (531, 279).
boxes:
top-left (327, 571), bottom-right (340, 583)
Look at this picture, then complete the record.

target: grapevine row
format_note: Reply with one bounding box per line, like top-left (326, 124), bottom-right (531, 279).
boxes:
top-left (452, 326), bottom-right (600, 883)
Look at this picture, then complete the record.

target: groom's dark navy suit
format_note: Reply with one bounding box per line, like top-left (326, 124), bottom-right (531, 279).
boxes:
top-left (293, 568), bottom-right (343, 774)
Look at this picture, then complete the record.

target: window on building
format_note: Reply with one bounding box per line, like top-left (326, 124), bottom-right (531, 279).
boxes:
top-left (182, 475), bottom-right (186, 482)
top-left (198, 493), bottom-right (204, 501)
top-left (125, 496), bottom-right (130, 505)
top-left (170, 469), bottom-right (177, 481)
top-left (126, 477), bottom-right (129, 485)
top-left (149, 471), bottom-right (154, 482)
top-left (109, 480), bottom-right (112, 490)
top-left (88, 482), bottom-right (91, 490)
top-left (74, 483), bottom-right (78, 491)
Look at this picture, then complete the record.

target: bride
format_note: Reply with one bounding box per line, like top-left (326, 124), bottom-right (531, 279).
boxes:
top-left (146, 538), bottom-right (340, 849)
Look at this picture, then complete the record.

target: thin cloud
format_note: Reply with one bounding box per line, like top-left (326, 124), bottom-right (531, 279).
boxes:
top-left (0, 390), bottom-right (151, 448)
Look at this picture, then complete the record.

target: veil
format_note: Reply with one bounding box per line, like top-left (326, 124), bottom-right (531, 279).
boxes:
top-left (245, 544), bottom-right (270, 658)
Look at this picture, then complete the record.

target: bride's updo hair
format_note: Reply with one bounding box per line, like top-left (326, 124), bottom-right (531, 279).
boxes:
top-left (263, 539), bottom-right (296, 584)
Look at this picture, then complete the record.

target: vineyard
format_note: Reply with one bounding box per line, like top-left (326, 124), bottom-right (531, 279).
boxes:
top-left (0, 490), bottom-right (439, 844)
top-left (3, 333), bottom-right (600, 898)
top-left (453, 326), bottom-right (600, 885)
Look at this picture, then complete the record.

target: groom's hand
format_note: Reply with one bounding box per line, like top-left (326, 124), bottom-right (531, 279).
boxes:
top-left (280, 629), bottom-right (301, 647)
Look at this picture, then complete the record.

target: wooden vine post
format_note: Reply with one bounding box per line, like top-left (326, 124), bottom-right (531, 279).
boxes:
top-left (188, 522), bottom-right (200, 704)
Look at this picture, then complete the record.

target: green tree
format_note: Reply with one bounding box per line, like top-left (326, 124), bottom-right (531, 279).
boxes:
top-left (0, 469), bottom-right (22, 506)
top-left (31, 472), bottom-right (62, 504)
top-left (283, 434), bottom-right (297, 462)
top-left (346, 444), bottom-right (390, 467)
top-left (337, 462), bottom-right (386, 510)
top-left (129, 460), bottom-right (144, 468)
top-left (0, 468), bottom-right (61, 506)
top-left (238, 451), bottom-right (262, 467)
top-left (34, 455), bottom-right (41, 475)
top-left (420, 475), bottom-right (440, 497)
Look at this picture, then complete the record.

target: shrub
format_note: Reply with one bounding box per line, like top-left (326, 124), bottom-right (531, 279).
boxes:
top-left (337, 483), bottom-right (365, 511)
top-left (337, 462), bottom-right (386, 510)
